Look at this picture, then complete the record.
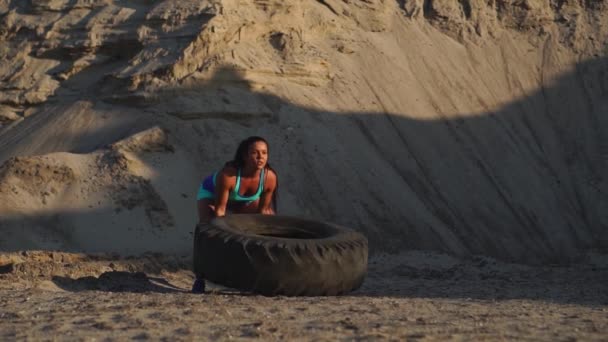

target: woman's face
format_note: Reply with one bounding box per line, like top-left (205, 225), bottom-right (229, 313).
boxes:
top-left (245, 141), bottom-right (268, 170)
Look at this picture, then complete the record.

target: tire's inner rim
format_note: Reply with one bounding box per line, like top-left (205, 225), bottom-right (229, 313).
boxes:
top-left (220, 215), bottom-right (337, 239)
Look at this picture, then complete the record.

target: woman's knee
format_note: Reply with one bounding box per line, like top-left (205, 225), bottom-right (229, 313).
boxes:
top-left (197, 199), bottom-right (215, 222)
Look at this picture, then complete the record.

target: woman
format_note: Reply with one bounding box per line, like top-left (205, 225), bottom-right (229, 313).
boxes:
top-left (192, 136), bottom-right (278, 293)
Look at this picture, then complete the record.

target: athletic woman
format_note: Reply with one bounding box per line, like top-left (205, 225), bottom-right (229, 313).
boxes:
top-left (192, 136), bottom-right (278, 293)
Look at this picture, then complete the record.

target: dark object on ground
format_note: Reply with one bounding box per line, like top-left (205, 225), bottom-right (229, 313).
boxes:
top-left (191, 278), bottom-right (205, 294)
top-left (0, 263), bottom-right (13, 274)
top-left (193, 214), bottom-right (368, 296)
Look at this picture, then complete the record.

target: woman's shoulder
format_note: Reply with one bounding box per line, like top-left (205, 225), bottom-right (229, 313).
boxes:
top-left (265, 167), bottom-right (277, 178)
top-left (264, 167), bottom-right (277, 188)
top-left (219, 164), bottom-right (238, 177)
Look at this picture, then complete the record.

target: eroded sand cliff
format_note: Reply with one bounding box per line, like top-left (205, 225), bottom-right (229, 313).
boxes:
top-left (1, 0), bottom-right (608, 263)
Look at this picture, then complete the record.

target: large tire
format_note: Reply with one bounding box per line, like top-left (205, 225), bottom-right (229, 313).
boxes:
top-left (193, 214), bottom-right (368, 296)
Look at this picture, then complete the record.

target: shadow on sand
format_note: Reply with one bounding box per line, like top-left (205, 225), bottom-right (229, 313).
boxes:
top-left (52, 271), bottom-right (185, 293)
top-left (3, 56), bottom-right (608, 260)
top-left (1, 39), bottom-right (607, 303)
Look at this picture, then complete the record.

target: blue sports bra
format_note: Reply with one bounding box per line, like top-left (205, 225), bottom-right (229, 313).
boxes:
top-left (197, 168), bottom-right (265, 202)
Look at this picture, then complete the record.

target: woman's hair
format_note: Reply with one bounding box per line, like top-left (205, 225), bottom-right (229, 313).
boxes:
top-left (226, 136), bottom-right (279, 211)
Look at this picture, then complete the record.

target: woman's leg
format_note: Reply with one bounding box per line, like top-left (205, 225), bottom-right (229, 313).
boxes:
top-left (193, 199), bottom-right (214, 293)
top-left (197, 199), bottom-right (215, 223)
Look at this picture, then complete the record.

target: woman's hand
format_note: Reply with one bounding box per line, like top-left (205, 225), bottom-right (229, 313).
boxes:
top-left (215, 206), bottom-right (226, 217)
top-left (260, 206), bottom-right (275, 215)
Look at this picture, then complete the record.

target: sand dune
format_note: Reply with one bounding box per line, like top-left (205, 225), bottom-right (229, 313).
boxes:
top-left (2, 0), bottom-right (607, 263)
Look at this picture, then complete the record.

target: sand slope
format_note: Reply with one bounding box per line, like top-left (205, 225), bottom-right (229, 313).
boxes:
top-left (1, 0), bottom-right (608, 263)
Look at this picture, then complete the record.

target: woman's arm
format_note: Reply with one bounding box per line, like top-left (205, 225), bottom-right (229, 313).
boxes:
top-left (214, 167), bottom-right (236, 217)
top-left (258, 168), bottom-right (277, 215)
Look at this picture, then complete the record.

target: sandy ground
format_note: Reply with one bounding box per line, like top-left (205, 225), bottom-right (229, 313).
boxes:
top-left (1, 251), bottom-right (606, 341)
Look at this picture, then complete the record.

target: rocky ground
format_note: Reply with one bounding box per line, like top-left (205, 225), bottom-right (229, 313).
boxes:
top-left (1, 251), bottom-right (606, 340)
